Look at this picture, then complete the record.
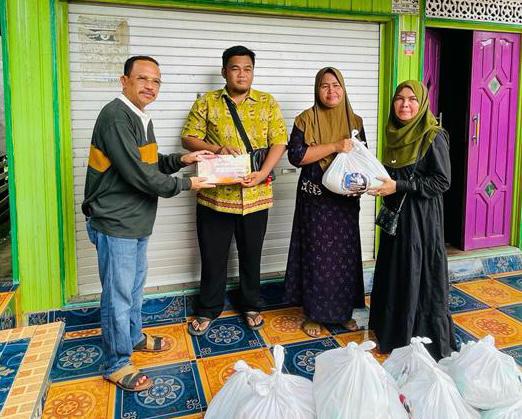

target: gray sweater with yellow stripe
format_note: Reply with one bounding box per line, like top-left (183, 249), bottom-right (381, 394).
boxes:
top-left (82, 98), bottom-right (191, 238)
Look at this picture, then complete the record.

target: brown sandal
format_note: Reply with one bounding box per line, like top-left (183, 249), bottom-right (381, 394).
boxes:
top-left (303, 320), bottom-right (322, 337)
top-left (344, 319), bottom-right (360, 332)
top-left (107, 364), bottom-right (153, 392)
top-left (133, 333), bottom-right (171, 353)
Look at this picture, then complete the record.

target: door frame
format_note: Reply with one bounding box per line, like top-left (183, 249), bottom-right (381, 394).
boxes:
top-left (424, 18), bottom-right (522, 251)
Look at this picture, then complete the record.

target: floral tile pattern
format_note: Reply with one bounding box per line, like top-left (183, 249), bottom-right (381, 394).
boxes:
top-left (190, 316), bottom-right (264, 358)
top-left (498, 304), bottom-right (522, 322)
top-left (482, 255), bottom-right (522, 275)
top-left (448, 287), bottom-right (489, 313)
top-left (501, 345), bottom-right (522, 366)
top-left (448, 258), bottom-right (487, 282)
top-left (496, 273), bottom-right (522, 291)
top-left (114, 361), bottom-right (206, 418)
top-left (282, 338), bottom-right (338, 379)
top-left (454, 325), bottom-right (478, 350)
top-left (196, 348), bottom-right (274, 401)
top-left (0, 338), bottom-right (30, 411)
top-left (452, 309), bottom-right (522, 348)
top-left (454, 279), bottom-right (522, 307)
top-left (43, 376), bottom-right (115, 419)
top-left (142, 296), bottom-right (186, 326)
top-left (259, 307), bottom-right (330, 345)
top-left (51, 336), bottom-right (104, 382)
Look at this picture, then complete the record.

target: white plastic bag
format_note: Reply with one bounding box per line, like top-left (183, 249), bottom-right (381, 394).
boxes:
top-left (383, 337), bottom-right (438, 384)
top-left (205, 360), bottom-right (268, 419)
top-left (438, 335), bottom-right (522, 410)
top-left (313, 340), bottom-right (409, 419)
top-left (322, 129), bottom-right (389, 195)
top-left (481, 398), bottom-right (522, 419)
top-left (235, 345), bottom-right (316, 419)
top-left (400, 357), bottom-right (480, 419)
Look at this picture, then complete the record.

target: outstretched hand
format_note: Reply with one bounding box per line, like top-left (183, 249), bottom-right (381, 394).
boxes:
top-left (240, 171), bottom-right (268, 188)
top-left (181, 150), bottom-right (216, 165)
top-left (367, 176), bottom-right (396, 197)
top-left (189, 177), bottom-right (215, 191)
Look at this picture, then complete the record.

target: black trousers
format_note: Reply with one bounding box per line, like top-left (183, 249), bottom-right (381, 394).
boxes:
top-left (195, 204), bottom-right (268, 319)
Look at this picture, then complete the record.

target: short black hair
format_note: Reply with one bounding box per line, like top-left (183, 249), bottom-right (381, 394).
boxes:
top-left (222, 45), bottom-right (255, 68)
top-left (124, 56), bottom-right (159, 76)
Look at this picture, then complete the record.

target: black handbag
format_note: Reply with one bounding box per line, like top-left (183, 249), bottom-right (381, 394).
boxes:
top-left (375, 138), bottom-right (424, 236)
top-left (224, 95), bottom-right (276, 180)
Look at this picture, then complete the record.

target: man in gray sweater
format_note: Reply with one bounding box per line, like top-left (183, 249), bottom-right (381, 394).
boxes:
top-left (82, 56), bottom-right (213, 391)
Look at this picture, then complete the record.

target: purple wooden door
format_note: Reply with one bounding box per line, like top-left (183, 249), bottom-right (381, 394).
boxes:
top-left (464, 31), bottom-right (520, 249)
top-left (423, 29), bottom-right (442, 115)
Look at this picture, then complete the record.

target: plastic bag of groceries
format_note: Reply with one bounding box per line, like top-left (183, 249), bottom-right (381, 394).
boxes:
top-left (205, 360), bottom-right (268, 419)
top-left (400, 355), bottom-right (480, 419)
top-left (322, 129), bottom-right (389, 195)
top-left (313, 340), bottom-right (410, 419)
top-left (383, 337), bottom-right (438, 384)
top-left (235, 345), bottom-right (316, 419)
top-left (438, 335), bottom-right (522, 410)
top-left (481, 398), bottom-right (522, 419)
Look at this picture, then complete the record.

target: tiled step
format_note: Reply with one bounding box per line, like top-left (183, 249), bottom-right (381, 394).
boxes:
top-left (0, 322), bottom-right (64, 418)
top-left (0, 291), bottom-right (17, 331)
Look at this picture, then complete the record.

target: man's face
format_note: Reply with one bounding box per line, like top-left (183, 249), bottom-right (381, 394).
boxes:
top-left (222, 55), bottom-right (254, 95)
top-left (120, 60), bottom-right (161, 110)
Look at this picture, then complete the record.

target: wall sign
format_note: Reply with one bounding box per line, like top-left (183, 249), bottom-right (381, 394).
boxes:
top-left (392, 0), bottom-right (420, 14)
top-left (401, 31), bottom-right (417, 56)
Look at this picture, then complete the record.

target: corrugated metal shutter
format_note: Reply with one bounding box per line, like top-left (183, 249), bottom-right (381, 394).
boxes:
top-left (68, 3), bottom-right (380, 295)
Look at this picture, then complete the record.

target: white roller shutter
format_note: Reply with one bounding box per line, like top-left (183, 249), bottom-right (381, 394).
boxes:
top-left (68, 3), bottom-right (380, 295)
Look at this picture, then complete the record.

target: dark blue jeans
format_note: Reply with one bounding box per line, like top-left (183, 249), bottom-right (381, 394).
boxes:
top-left (86, 220), bottom-right (148, 377)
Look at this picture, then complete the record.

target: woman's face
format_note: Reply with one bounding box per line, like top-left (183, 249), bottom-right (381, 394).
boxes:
top-left (393, 87), bottom-right (419, 122)
top-left (318, 72), bottom-right (344, 108)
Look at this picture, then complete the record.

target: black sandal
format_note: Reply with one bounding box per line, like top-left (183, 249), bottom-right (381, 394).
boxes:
top-left (188, 317), bottom-right (212, 336)
top-left (107, 364), bottom-right (153, 392)
top-left (133, 333), bottom-right (171, 352)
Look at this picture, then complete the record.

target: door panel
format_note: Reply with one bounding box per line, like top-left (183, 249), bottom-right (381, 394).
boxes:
top-left (464, 31), bottom-right (520, 249)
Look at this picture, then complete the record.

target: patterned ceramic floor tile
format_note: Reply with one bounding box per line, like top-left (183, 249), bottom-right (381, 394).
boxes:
top-left (64, 328), bottom-right (101, 340)
top-left (482, 255), bottom-right (522, 275)
top-left (448, 286), bottom-right (489, 313)
top-left (131, 323), bottom-right (196, 368)
top-left (501, 345), bottom-right (522, 366)
top-left (496, 273), bottom-right (522, 292)
top-left (452, 308), bottom-right (522, 348)
top-left (282, 338), bottom-right (339, 380)
top-left (51, 307), bottom-right (101, 332)
top-left (43, 376), bottom-right (115, 418)
top-left (498, 304), bottom-right (522, 322)
top-left (454, 325), bottom-right (478, 350)
top-left (114, 361), bottom-right (206, 418)
top-left (0, 338), bottom-right (30, 410)
top-left (259, 307), bottom-right (331, 345)
top-left (196, 348), bottom-right (274, 402)
top-left (190, 316), bottom-right (264, 358)
top-left (142, 296), bottom-right (186, 326)
top-left (454, 278), bottom-right (522, 307)
top-left (51, 336), bottom-right (104, 382)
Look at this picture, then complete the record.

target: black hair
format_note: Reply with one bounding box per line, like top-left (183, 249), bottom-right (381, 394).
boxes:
top-left (123, 56), bottom-right (159, 76)
top-left (222, 45), bottom-right (255, 68)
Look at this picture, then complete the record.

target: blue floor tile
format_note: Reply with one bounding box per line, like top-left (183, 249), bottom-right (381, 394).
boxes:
top-left (501, 345), bottom-right (522, 366)
top-left (448, 287), bottom-right (489, 313)
top-left (142, 296), bottom-right (185, 326)
top-left (282, 338), bottom-right (338, 380)
top-left (190, 316), bottom-right (264, 358)
top-left (51, 307), bottom-right (101, 332)
top-left (483, 255), bottom-right (522, 275)
top-left (28, 311), bottom-right (49, 326)
top-left (114, 361), bottom-right (206, 418)
top-left (0, 338), bottom-right (30, 410)
top-left (497, 274), bottom-right (522, 292)
top-left (51, 336), bottom-right (104, 382)
top-left (454, 325), bottom-right (477, 350)
top-left (499, 304), bottom-right (522, 322)
top-left (448, 258), bottom-right (487, 283)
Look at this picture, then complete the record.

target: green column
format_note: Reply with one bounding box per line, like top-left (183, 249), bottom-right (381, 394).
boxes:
top-left (4, 0), bottom-right (63, 313)
top-left (395, 13), bottom-right (424, 84)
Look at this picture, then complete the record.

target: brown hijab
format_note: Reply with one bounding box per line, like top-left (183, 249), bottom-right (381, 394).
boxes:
top-left (294, 67), bottom-right (363, 170)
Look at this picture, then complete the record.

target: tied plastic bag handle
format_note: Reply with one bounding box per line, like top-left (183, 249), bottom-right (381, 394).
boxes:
top-left (346, 340), bottom-right (376, 351)
top-left (250, 345), bottom-right (286, 397)
top-left (410, 336), bottom-right (432, 345)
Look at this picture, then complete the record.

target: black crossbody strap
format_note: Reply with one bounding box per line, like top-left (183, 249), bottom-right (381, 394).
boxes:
top-left (224, 95), bottom-right (254, 153)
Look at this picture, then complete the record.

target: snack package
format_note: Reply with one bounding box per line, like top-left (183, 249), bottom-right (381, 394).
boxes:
top-left (197, 154), bottom-right (250, 184)
top-left (322, 130), bottom-right (390, 195)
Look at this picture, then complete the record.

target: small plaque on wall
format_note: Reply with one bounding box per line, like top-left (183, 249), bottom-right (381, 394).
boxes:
top-left (392, 0), bottom-right (420, 15)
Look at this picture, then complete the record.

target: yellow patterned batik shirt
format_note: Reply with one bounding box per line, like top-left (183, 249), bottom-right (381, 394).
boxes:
top-left (182, 88), bottom-right (288, 215)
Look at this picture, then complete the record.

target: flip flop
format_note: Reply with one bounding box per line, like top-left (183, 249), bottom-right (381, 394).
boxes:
top-left (133, 333), bottom-right (171, 352)
top-left (107, 364), bottom-right (152, 392)
top-left (188, 317), bottom-right (213, 336)
top-left (243, 311), bottom-right (264, 330)
top-left (302, 319), bottom-right (322, 337)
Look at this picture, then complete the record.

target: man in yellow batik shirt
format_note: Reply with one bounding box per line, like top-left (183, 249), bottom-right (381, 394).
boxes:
top-left (182, 45), bottom-right (287, 335)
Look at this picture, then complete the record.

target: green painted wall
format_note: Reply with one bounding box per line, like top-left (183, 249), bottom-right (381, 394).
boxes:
top-left (4, 0), bottom-right (63, 312)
